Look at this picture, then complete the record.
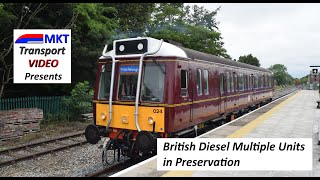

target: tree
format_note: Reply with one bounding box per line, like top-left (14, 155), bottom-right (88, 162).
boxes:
top-left (300, 75), bottom-right (308, 85)
top-left (0, 3), bottom-right (48, 98)
top-left (104, 3), bottom-right (155, 38)
top-left (147, 4), bottom-right (231, 59)
top-left (62, 81), bottom-right (93, 120)
top-left (268, 64), bottom-right (293, 86)
top-left (237, 54), bottom-right (261, 67)
top-left (184, 4), bottom-right (220, 31)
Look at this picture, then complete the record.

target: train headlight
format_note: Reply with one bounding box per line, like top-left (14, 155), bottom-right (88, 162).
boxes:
top-left (100, 113), bottom-right (106, 120)
top-left (147, 117), bottom-right (154, 125)
top-left (122, 116), bottom-right (128, 124)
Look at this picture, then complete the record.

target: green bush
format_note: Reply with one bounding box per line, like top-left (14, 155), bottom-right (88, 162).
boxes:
top-left (63, 81), bottom-right (94, 120)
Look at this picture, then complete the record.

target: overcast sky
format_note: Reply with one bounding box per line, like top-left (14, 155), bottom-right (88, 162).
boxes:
top-left (187, 3), bottom-right (320, 78)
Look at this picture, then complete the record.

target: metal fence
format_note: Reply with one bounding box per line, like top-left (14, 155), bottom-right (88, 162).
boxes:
top-left (0, 96), bottom-right (70, 118)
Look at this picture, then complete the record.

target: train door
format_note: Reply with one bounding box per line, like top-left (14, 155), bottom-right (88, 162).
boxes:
top-left (179, 62), bottom-right (192, 126)
top-left (227, 72), bottom-right (235, 112)
top-left (219, 73), bottom-right (226, 115)
top-left (189, 67), bottom-right (193, 123)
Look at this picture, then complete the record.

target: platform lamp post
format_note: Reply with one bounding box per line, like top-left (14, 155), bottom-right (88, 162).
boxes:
top-left (310, 66), bottom-right (320, 149)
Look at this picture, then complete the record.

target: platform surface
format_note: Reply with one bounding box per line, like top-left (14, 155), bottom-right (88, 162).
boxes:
top-left (111, 90), bottom-right (320, 177)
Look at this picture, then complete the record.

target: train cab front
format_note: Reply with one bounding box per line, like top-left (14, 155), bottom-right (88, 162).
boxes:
top-left (85, 37), bottom-right (167, 161)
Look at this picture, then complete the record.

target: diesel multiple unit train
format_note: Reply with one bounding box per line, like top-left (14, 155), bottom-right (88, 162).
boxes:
top-left (85, 37), bottom-right (274, 161)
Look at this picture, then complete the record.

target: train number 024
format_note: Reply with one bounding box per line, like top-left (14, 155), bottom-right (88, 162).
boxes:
top-left (153, 109), bottom-right (163, 113)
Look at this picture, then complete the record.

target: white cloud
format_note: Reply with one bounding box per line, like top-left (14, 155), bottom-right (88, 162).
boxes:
top-left (187, 3), bottom-right (320, 78)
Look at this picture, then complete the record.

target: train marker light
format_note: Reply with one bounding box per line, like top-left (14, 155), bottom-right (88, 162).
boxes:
top-left (137, 43), bottom-right (143, 50)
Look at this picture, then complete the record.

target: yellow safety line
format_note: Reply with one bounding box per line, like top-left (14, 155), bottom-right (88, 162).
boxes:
top-left (227, 91), bottom-right (300, 138)
top-left (161, 90), bottom-right (300, 177)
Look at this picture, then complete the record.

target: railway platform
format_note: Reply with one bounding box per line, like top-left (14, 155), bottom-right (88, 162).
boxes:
top-left (111, 90), bottom-right (320, 177)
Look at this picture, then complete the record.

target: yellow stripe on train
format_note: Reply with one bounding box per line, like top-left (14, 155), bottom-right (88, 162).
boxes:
top-left (95, 104), bottom-right (165, 132)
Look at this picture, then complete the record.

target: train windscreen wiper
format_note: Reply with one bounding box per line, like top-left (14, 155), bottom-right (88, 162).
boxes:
top-left (152, 59), bottom-right (166, 75)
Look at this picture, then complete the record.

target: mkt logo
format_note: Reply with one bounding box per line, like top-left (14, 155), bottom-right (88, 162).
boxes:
top-left (15, 34), bottom-right (69, 44)
top-left (13, 29), bottom-right (71, 84)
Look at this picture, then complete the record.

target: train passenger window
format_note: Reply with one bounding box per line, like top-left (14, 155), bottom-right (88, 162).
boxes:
top-left (234, 74), bottom-right (238, 92)
top-left (227, 72), bottom-right (230, 93)
top-left (203, 70), bottom-right (209, 95)
top-left (231, 73), bottom-right (234, 92)
top-left (248, 75), bottom-right (251, 90)
top-left (239, 74), bottom-right (244, 91)
top-left (181, 70), bottom-right (188, 97)
top-left (196, 69), bottom-right (202, 95)
top-left (254, 75), bottom-right (259, 89)
top-left (98, 64), bottom-right (112, 100)
top-left (269, 75), bottom-right (272, 87)
top-left (246, 75), bottom-right (249, 90)
top-left (220, 74), bottom-right (224, 94)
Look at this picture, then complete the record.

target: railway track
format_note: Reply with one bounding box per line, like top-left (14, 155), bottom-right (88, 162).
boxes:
top-left (85, 155), bottom-right (153, 177)
top-left (0, 131), bottom-right (86, 168)
top-left (84, 87), bottom-right (299, 177)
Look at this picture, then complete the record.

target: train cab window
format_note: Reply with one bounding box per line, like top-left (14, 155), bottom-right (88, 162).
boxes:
top-left (196, 69), bottom-right (202, 95)
top-left (141, 63), bottom-right (166, 102)
top-left (220, 74), bottom-right (224, 94)
top-left (227, 72), bottom-right (230, 93)
top-left (181, 70), bottom-right (188, 97)
top-left (118, 74), bottom-right (138, 101)
top-left (98, 64), bottom-right (112, 100)
top-left (203, 70), bottom-right (209, 95)
top-left (239, 74), bottom-right (244, 91)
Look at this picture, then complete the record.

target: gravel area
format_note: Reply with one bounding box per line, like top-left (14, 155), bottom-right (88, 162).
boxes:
top-left (0, 138), bottom-right (106, 177)
top-left (0, 154), bottom-right (13, 162)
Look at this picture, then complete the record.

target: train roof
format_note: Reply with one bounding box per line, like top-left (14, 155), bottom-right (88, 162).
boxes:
top-left (178, 46), bottom-right (272, 73)
top-left (100, 37), bottom-right (272, 74)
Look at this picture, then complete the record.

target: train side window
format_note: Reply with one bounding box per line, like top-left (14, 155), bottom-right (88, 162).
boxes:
top-left (248, 75), bottom-right (251, 90)
top-left (196, 69), bottom-right (202, 96)
top-left (220, 74), bottom-right (224, 94)
top-left (255, 75), bottom-right (258, 89)
top-left (203, 70), bottom-right (209, 95)
top-left (181, 70), bottom-right (188, 97)
top-left (269, 75), bottom-right (272, 87)
top-left (245, 74), bottom-right (249, 90)
top-left (231, 73), bottom-right (234, 92)
top-left (234, 74), bottom-right (238, 92)
top-left (239, 74), bottom-right (244, 91)
top-left (245, 75), bottom-right (248, 90)
top-left (227, 72), bottom-right (230, 93)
